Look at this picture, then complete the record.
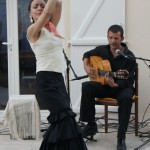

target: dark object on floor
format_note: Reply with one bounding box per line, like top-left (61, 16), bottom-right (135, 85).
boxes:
top-left (117, 139), bottom-right (126, 150)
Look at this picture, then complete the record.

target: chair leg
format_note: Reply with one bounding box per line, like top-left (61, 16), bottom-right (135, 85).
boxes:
top-left (135, 101), bottom-right (138, 136)
top-left (105, 105), bottom-right (108, 133)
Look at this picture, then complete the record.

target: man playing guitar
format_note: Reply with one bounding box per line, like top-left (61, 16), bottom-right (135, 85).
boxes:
top-left (79, 24), bottom-right (136, 150)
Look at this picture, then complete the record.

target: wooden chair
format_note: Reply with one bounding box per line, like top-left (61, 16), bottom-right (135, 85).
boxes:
top-left (95, 64), bottom-right (139, 136)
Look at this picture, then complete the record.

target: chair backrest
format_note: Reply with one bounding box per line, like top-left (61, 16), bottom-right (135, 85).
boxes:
top-left (134, 63), bottom-right (138, 97)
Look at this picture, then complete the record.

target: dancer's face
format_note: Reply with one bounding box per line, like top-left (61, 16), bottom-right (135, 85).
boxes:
top-left (29, 0), bottom-right (46, 22)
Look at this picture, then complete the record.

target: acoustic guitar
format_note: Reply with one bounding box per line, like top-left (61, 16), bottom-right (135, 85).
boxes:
top-left (89, 56), bottom-right (129, 85)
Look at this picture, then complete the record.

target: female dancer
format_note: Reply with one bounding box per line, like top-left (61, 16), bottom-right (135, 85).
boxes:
top-left (27, 0), bottom-right (87, 149)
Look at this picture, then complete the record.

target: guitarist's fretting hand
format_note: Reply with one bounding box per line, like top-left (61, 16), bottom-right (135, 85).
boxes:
top-left (105, 73), bottom-right (119, 88)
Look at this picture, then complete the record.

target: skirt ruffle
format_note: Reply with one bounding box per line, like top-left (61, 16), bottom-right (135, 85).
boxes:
top-left (40, 108), bottom-right (87, 150)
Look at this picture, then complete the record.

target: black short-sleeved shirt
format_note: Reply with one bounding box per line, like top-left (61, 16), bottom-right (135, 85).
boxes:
top-left (83, 43), bottom-right (136, 88)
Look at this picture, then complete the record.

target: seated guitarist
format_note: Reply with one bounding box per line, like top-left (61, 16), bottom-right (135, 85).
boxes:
top-left (79, 24), bottom-right (136, 150)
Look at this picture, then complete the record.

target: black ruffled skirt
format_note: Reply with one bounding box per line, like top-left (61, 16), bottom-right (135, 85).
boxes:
top-left (40, 108), bottom-right (87, 150)
top-left (35, 71), bottom-right (87, 150)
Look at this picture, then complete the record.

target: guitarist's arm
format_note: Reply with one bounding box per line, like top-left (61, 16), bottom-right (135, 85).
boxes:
top-left (83, 58), bottom-right (97, 79)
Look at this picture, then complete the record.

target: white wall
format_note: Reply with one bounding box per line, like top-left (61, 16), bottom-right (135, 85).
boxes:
top-left (125, 0), bottom-right (150, 120)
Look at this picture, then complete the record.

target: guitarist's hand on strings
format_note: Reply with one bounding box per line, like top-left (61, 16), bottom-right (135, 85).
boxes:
top-left (89, 68), bottom-right (97, 80)
top-left (83, 58), bottom-right (97, 80)
top-left (105, 73), bottom-right (119, 88)
top-left (85, 66), bottom-right (97, 80)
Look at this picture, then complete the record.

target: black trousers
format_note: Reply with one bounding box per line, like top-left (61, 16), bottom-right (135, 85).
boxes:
top-left (80, 81), bottom-right (134, 139)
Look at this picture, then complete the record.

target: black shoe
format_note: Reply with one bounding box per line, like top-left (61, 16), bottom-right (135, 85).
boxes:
top-left (117, 139), bottom-right (126, 150)
top-left (81, 123), bottom-right (98, 138)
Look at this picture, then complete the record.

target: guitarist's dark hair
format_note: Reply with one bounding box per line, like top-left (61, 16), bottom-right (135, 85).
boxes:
top-left (107, 24), bottom-right (124, 37)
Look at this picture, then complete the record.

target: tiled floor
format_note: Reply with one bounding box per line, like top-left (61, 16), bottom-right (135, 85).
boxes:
top-left (0, 112), bottom-right (150, 150)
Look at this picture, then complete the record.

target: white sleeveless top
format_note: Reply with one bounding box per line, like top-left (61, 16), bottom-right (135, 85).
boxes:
top-left (28, 28), bottom-right (66, 73)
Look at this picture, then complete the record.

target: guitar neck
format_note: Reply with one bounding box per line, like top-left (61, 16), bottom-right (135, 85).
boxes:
top-left (98, 69), bottom-right (116, 78)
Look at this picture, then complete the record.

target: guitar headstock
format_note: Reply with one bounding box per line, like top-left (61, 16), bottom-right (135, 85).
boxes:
top-left (115, 70), bottom-right (129, 79)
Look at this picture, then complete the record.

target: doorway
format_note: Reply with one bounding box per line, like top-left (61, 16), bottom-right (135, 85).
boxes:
top-left (0, 0), bottom-right (8, 109)
top-left (0, 0), bottom-right (36, 110)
